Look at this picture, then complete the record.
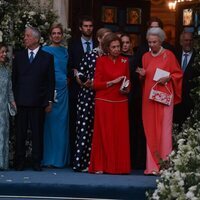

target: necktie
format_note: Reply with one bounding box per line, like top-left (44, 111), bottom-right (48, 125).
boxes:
top-left (85, 41), bottom-right (91, 53)
top-left (29, 51), bottom-right (34, 63)
top-left (182, 53), bottom-right (188, 71)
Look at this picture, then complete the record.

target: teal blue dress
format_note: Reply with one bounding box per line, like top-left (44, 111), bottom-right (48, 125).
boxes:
top-left (42, 46), bottom-right (70, 167)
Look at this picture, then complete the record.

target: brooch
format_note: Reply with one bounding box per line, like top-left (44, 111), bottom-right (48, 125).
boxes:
top-left (121, 58), bottom-right (127, 63)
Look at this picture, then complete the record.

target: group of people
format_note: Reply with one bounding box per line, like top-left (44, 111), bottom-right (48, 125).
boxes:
top-left (0, 15), bottom-right (198, 175)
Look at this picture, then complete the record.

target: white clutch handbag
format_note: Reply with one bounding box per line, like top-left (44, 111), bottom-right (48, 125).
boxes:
top-left (8, 103), bottom-right (17, 116)
top-left (120, 77), bottom-right (130, 91)
top-left (149, 82), bottom-right (173, 106)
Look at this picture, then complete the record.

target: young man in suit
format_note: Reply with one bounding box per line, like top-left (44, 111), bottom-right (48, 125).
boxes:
top-left (173, 31), bottom-right (198, 127)
top-left (67, 16), bottom-right (97, 163)
top-left (12, 26), bottom-right (55, 171)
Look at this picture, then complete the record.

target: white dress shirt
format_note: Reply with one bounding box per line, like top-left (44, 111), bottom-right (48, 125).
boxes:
top-left (28, 46), bottom-right (40, 59)
top-left (181, 51), bottom-right (193, 68)
top-left (81, 37), bottom-right (93, 53)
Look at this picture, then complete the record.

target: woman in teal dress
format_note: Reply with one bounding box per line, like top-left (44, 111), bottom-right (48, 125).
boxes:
top-left (0, 43), bottom-right (16, 170)
top-left (42, 23), bottom-right (70, 168)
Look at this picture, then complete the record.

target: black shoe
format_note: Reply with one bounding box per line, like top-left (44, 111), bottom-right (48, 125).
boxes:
top-left (33, 163), bottom-right (42, 171)
top-left (15, 162), bottom-right (25, 171)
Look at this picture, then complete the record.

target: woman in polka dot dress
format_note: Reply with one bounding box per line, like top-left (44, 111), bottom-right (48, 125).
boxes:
top-left (73, 28), bottom-right (111, 172)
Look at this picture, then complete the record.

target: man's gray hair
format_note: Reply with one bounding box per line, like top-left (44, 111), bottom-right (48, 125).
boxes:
top-left (146, 27), bottom-right (166, 42)
top-left (25, 26), bottom-right (41, 41)
top-left (180, 31), bottom-right (193, 43)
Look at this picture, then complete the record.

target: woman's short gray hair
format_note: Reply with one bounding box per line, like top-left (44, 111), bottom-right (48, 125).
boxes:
top-left (146, 27), bottom-right (166, 42)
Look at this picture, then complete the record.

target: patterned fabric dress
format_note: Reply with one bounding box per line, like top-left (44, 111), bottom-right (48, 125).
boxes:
top-left (0, 65), bottom-right (14, 170)
top-left (73, 48), bottom-right (99, 171)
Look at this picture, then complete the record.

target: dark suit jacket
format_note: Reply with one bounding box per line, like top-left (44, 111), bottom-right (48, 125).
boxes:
top-left (12, 48), bottom-right (55, 107)
top-left (68, 38), bottom-right (84, 73)
top-left (67, 37), bottom-right (97, 98)
top-left (173, 49), bottom-right (198, 124)
top-left (68, 37), bottom-right (98, 76)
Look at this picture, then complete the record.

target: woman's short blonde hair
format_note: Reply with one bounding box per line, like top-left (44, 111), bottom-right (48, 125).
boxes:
top-left (49, 23), bottom-right (64, 35)
top-left (96, 28), bottom-right (111, 40)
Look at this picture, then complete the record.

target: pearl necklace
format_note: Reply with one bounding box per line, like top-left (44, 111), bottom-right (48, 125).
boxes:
top-left (151, 46), bottom-right (163, 57)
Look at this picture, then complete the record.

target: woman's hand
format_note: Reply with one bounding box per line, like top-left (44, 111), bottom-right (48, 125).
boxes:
top-left (113, 76), bottom-right (125, 84)
top-left (83, 79), bottom-right (93, 88)
top-left (45, 102), bottom-right (52, 113)
top-left (11, 101), bottom-right (17, 110)
top-left (107, 76), bottom-right (125, 87)
top-left (158, 76), bottom-right (171, 85)
top-left (76, 76), bottom-right (83, 86)
top-left (136, 67), bottom-right (146, 77)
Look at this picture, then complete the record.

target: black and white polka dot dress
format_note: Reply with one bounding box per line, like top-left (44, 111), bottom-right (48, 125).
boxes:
top-left (73, 48), bottom-right (99, 171)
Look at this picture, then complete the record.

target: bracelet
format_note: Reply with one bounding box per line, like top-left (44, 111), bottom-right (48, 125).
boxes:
top-left (107, 82), bottom-right (113, 87)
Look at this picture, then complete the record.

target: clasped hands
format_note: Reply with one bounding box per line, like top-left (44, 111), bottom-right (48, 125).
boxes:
top-left (157, 76), bottom-right (171, 85)
top-left (76, 77), bottom-right (93, 88)
top-left (136, 67), bottom-right (146, 77)
top-left (74, 69), bottom-right (93, 88)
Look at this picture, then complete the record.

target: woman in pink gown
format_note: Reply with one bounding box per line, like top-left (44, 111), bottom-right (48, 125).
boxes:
top-left (137, 27), bottom-right (183, 175)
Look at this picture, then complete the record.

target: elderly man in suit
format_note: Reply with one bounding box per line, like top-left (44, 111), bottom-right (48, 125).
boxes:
top-left (173, 31), bottom-right (198, 127)
top-left (67, 16), bottom-right (97, 163)
top-left (12, 26), bottom-right (55, 171)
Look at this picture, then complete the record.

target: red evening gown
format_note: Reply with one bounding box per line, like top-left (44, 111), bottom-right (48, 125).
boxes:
top-left (88, 56), bottom-right (131, 174)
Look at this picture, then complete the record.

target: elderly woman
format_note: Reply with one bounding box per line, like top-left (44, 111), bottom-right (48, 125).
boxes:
top-left (136, 27), bottom-right (183, 175)
top-left (89, 33), bottom-right (131, 174)
top-left (0, 43), bottom-right (16, 170)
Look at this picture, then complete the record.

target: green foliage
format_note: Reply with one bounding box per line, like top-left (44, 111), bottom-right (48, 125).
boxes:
top-left (0, 0), bottom-right (57, 50)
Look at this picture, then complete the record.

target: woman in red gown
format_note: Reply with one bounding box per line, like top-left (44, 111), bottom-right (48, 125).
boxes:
top-left (137, 27), bottom-right (183, 175)
top-left (88, 33), bottom-right (131, 174)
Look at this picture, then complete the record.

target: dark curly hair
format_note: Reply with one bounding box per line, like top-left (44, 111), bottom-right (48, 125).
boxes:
top-left (147, 16), bottom-right (163, 29)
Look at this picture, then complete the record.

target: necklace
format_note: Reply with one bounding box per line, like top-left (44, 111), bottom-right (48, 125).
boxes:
top-left (151, 46), bottom-right (163, 57)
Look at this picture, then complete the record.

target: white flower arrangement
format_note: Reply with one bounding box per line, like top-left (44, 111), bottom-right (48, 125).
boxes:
top-left (0, 0), bottom-right (71, 49)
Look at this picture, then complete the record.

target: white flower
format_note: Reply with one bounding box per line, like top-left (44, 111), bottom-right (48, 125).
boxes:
top-left (44, 22), bottom-right (49, 26)
top-left (0, 31), bottom-right (3, 42)
top-left (186, 191), bottom-right (195, 199)
top-left (40, 14), bottom-right (46, 20)
top-left (40, 37), bottom-right (44, 44)
top-left (188, 185), bottom-right (197, 192)
top-left (178, 138), bottom-right (185, 145)
top-left (29, 11), bottom-right (36, 16)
